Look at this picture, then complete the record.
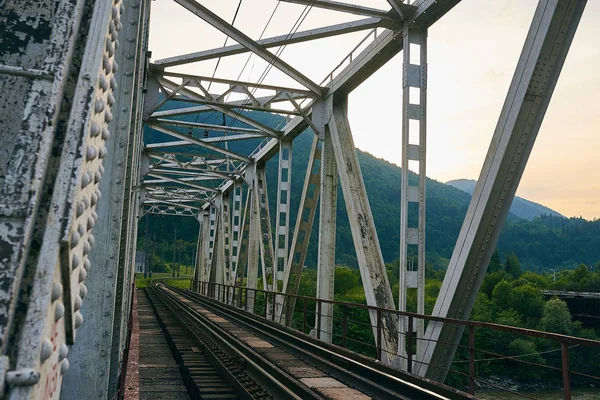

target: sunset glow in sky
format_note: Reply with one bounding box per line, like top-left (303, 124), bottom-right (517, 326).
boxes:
top-left (149, 0), bottom-right (600, 219)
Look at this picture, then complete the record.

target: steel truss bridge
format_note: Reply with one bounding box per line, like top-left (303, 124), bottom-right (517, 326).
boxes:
top-left (0, 0), bottom-right (593, 398)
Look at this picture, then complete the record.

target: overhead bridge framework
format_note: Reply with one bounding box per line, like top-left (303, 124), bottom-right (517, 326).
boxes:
top-left (0, 0), bottom-right (588, 399)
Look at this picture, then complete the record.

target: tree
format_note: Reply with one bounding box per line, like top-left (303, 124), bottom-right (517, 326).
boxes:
top-left (540, 297), bottom-right (574, 335)
top-left (488, 249), bottom-right (502, 273)
top-left (481, 270), bottom-right (513, 297)
top-left (334, 266), bottom-right (359, 295)
top-left (491, 280), bottom-right (513, 311)
top-left (505, 252), bottom-right (522, 278)
top-left (508, 339), bottom-right (546, 380)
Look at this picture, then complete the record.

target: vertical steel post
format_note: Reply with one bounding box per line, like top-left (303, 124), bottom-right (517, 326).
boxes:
top-left (399, 26), bottom-right (427, 370)
top-left (468, 326), bottom-right (475, 395)
top-left (561, 341), bottom-right (571, 400)
top-left (246, 166), bottom-right (260, 313)
top-left (407, 317), bottom-right (413, 374)
top-left (316, 126), bottom-right (337, 343)
top-left (316, 301), bottom-right (322, 340)
top-left (279, 135), bottom-right (322, 324)
top-left (274, 140), bottom-right (292, 318)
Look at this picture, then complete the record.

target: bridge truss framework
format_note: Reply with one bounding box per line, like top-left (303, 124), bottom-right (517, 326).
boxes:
top-left (0, 0), bottom-right (588, 398)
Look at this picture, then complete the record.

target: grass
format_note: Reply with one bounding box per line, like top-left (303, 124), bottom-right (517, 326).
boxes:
top-left (134, 272), bottom-right (192, 289)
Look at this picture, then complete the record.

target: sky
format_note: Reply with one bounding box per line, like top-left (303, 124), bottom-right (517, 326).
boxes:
top-left (148, 0), bottom-right (600, 219)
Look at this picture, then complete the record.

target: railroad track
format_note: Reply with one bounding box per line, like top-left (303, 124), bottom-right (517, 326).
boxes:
top-left (146, 288), bottom-right (271, 399)
top-left (151, 283), bottom-right (474, 400)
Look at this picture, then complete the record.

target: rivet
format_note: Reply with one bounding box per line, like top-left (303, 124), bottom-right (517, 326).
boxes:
top-left (106, 39), bottom-right (115, 57)
top-left (120, 124), bottom-right (127, 130)
top-left (73, 296), bottom-right (82, 311)
top-left (102, 127), bottom-right (111, 140)
top-left (100, 350), bottom-right (107, 357)
top-left (94, 171), bottom-right (102, 183)
top-left (112, 5), bottom-right (119, 19)
top-left (119, 3), bottom-right (125, 14)
top-left (107, 272), bottom-right (114, 279)
top-left (103, 331), bottom-right (109, 337)
top-left (78, 224), bottom-right (85, 237)
top-left (60, 359), bottom-right (70, 375)
top-left (99, 75), bottom-right (109, 91)
top-left (112, 60), bottom-right (119, 73)
top-left (83, 241), bottom-right (91, 255)
top-left (74, 312), bottom-right (84, 328)
top-left (76, 201), bottom-right (85, 217)
top-left (55, 302), bottom-right (65, 321)
top-left (99, 146), bottom-right (107, 158)
top-left (114, 39), bottom-right (120, 50)
top-left (90, 121), bottom-right (101, 137)
top-left (72, 254), bottom-right (80, 269)
top-left (79, 268), bottom-right (87, 283)
top-left (104, 110), bottom-right (113, 123)
top-left (81, 173), bottom-right (91, 188)
top-left (85, 146), bottom-right (96, 161)
top-left (40, 338), bottom-right (53, 363)
top-left (102, 55), bottom-right (111, 73)
top-left (79, 284), bottom-right (88, 299)
top-left (94, 99), bottom-right (104, 113)
top-left (107, 93), bottom-right (115, 107)
top-left (95, 189), bottom-right (102, 201)
top-left (82, 196), bottom-right (90, 209)
top-left (70, 232), bottom-right (80, 248)
top-left (110, 76), bottom-right (117, 91)
top-left (84, 258), bottom-right (91, 271)
top-left (91, 192), bottom-right (98, 206)
top-left (99, 165), bottom-right (105, 174)
top-left (87, 217), bottom-right (95, 230)
top-left (59, 344), bottom-right (68, 361)
top-left (51, 282), bottom-right (62, 302)
top-left (88, 234), bottom-right (95, 246)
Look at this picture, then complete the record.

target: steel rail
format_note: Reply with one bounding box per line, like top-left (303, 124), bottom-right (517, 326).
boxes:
top-left (167, 285), bottom-right (473, 400)
top-left (150, 284), bottom-right (323, 400)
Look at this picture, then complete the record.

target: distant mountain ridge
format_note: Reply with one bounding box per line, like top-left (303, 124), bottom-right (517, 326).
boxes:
top-left (445, 179), bottom-right (564, 221)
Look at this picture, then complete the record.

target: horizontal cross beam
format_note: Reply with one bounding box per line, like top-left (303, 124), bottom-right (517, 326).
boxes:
top-left (154, 18), bottom-right (384, 67)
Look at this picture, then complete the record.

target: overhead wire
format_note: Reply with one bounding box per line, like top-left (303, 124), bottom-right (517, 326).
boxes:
top-left (215, 0), bottom-right (316, 145)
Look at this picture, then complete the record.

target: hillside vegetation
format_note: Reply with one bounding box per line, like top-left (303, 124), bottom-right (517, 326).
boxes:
top-left (143, 110), bottom-right (600, 273)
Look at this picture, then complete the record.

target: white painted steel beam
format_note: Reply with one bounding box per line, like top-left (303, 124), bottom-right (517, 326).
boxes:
top-left (417, 0), bottom-right (587, 382)
top-left (315, 128), bottom-right (337, 343)
top-left (172, 0), bottom-right (322, 95)
top-left (160, 72), bottom-right (317, 97)
top-left (328, 98), bottom-right (398, 364)
top-left (279, 135), bottom-right (322, 323)
top-left (280, 0), bottom-right (394, 19)
top-left (151, 118), bottom-right (268, 136)
top-left (398, 26), bottom-right (427, 370)
top-left (147, 124), bottom-right (251, 162)
top-left (155, 18), bottom-right (383, 67)
top-left (246, 165), bottom-right (260, 312)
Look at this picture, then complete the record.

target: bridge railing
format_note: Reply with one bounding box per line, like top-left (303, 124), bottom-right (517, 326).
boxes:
top-left (190, 280), bottom-right (600, 399)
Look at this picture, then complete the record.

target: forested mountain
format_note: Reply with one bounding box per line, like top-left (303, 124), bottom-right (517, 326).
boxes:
top-left (142, 109), bottom-right (600, 273)
top-left (446, 178), bottom-right (564, 220)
